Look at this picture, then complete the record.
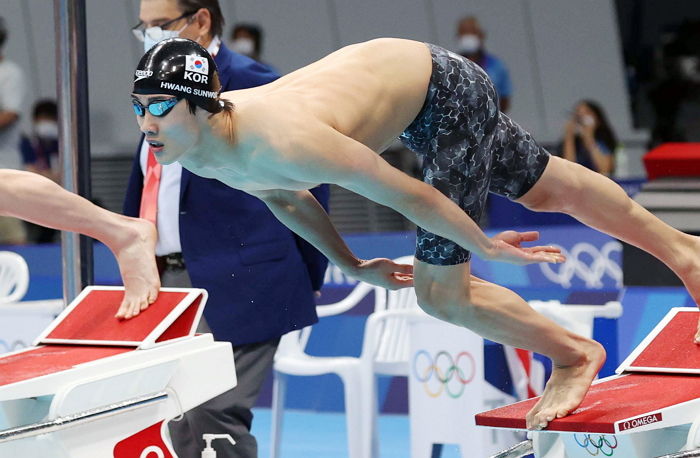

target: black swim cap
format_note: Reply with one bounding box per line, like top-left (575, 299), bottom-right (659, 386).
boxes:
top-left (133, 38), bottom-right (223, 113)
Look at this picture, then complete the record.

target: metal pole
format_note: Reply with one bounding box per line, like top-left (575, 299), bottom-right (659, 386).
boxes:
top-left (54, 0), bottom-right (93, 304)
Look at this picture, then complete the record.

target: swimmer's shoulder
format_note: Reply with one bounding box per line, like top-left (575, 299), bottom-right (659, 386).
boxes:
top-left (344, 37), bottom-right (427, 55)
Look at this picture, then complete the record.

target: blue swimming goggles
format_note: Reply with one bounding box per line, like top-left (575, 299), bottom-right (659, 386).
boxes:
top-left (132, 97), bottom-right (181, 117)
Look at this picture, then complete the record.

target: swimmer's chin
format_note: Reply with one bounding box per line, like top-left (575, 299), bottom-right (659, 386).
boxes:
top-left (153, 151), bottom-right (180, 166)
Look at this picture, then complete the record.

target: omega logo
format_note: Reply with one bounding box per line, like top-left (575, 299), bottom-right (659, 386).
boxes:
top-left (618, 412), bottom-right (662, 431)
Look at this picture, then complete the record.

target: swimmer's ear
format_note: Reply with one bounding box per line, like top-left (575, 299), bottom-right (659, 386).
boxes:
top-left (209, 100), bottom-right (236, 144)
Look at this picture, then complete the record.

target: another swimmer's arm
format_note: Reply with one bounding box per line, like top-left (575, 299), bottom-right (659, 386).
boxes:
top-left (0, 170), bottom-right (127, 241)
top-left (0, 169), bottom-right (160, 317)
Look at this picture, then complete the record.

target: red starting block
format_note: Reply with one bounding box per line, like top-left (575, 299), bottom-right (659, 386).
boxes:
top-left (0, 286), bottom-right (236, 458)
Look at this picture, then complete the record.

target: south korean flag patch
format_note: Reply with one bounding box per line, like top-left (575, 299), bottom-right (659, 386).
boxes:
top-left (185, 55), bottom-right (209, 75)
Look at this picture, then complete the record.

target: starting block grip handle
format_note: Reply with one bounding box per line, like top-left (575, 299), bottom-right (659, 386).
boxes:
top-left (489, 439), bottom-right (533, 458)
top-left (655, 449), bottom-right (700, 458)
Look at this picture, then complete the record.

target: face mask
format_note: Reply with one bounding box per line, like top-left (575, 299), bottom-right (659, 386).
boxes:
top-left (231, 38), bottom-right (255, 57)
top-left (34, 121), bottom-right (58, 140)
top-left (579, 114), bottom-right (596, 127)
top-left (679, 56), bottom-right (699, 80)
top-left (457, 34), bottom-right (481, 55)
top-left (143, 21), bottom-right (190, 53)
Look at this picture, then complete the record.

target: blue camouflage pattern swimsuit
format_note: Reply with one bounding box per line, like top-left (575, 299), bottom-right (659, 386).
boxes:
top-left (399, 43), bottom-right (550, 265)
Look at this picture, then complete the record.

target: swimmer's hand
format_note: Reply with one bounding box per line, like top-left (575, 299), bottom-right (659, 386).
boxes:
top-left (113, 219), bottom-right (161, 320)
top-left (350, 258), bottom-right (414, 290)
top-left (695, 316), bottom-right (700, 344)
top-left (488, 231), bottom-right (566, 265)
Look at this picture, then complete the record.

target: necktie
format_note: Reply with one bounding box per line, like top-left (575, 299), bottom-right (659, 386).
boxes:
top-left (139, 146), bottom-right (162, 225)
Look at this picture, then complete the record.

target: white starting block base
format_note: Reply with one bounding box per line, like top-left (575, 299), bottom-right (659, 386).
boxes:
top-left (533, 426), bottom-right (690, 458)
top-left (0, 286), bottom-right (236, 458)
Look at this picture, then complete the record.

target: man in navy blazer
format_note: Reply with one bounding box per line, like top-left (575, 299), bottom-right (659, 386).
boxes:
top-left (125, 2), bottom-right (328, 457)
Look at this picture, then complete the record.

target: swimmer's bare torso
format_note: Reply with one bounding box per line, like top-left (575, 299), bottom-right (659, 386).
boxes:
top-left (179, 38), bottom-right (432, 193)
top-left (161, 35), bottom-right (559, 288)
top-left (172, 38), bottom-right (557, 271)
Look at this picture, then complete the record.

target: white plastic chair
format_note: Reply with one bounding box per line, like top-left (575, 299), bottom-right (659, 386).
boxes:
top-left (270, 256), bottom-right (422, 458)
top-left (0, 251), bottom-right (29, 304)
top-left (528, 300), bottom-right (622, 339)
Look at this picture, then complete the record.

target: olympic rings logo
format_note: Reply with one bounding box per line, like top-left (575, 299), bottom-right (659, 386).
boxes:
top-left (412, 350), bottom-right (475, 398)
top-left (574, 434), bottom-right (618, 456)
top-left (539, 241), bottom-right (622, 289)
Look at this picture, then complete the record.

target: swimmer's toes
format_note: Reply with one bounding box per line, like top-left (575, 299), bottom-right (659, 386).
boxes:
top-left (525, 410), bottom-right (538, 429)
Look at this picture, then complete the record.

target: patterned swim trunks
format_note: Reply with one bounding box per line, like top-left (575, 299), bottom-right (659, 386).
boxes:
top-left (399, 43), bottom-right (550, 265)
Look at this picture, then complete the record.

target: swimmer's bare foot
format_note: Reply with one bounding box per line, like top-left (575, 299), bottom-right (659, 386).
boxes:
top-left (110, 217), bottom-right (160, 320)
top-left (525, 339), bottom-right (605, 430)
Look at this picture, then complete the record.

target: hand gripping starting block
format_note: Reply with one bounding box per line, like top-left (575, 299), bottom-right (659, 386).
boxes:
top-left (476, 307), bottom-right (700, 458)
top-left (0, 286), bottom-right (236, 458)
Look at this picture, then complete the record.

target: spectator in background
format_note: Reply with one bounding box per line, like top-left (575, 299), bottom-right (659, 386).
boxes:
top-left (0, 17), bottom-right (27, 244)
top-left (19, 99), bottom-right (60, 243)
top-left (560, 100), bottom-right (619, 177)
top-left (230, 23), bottom-right (267, 65)
top-left (20, 100), bottom-right (59, 181)
top-left (456, 15), bottom-right (513, 112)
top-left (128, 1), bottom-right (329, 457)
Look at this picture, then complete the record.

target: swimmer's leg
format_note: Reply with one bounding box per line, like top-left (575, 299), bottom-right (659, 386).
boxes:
top-left (517, 156), bottom-right (700, 339)
top-left (488, 110), bottom-right (700, 339)
top-left (413, 259), bottom-right (605, 430)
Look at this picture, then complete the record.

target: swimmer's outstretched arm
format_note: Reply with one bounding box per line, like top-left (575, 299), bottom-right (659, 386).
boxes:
top-left (0, 170), bottom-right (159, 318)
top-left (266, 125), bottom-right (564, 267)
top-left (251, 188), bottom-right (414, 289)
